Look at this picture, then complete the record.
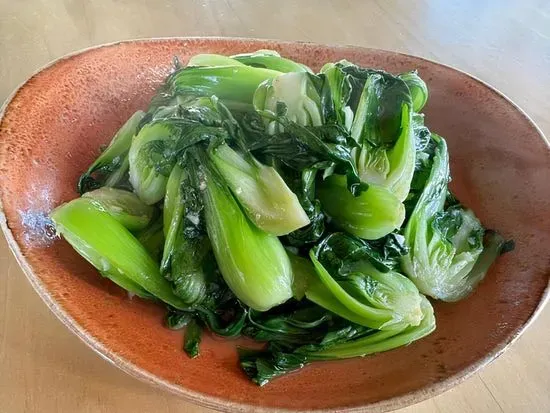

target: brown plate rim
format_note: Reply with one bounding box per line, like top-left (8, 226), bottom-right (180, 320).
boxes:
top-left (1, 36), bottom-right (549, 413)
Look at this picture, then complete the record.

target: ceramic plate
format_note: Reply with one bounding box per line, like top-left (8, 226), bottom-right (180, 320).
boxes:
top-left (0, 38), bottom-right (549, 412)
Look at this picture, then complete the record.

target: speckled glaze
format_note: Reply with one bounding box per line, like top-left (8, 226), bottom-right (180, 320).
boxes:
top-left (0, 38), bottom-right (549, 412)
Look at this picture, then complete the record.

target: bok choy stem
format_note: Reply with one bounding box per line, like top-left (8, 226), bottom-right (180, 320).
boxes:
top-left (50, 197), bottom-right (189, 309)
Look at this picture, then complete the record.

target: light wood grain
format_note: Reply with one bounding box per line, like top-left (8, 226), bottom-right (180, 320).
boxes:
top-left (0, 1), bottom-right (549, 412)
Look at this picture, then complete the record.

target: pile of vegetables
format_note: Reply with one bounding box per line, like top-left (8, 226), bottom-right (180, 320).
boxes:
top-left (50, 50), bottom-right (513, 385)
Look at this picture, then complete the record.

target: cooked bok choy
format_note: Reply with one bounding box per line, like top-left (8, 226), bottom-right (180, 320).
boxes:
top-left (321, 62), bottom-right (416, 202)
top-left (50, 49), bottom-right (512, 386)
top-left (150, 65), bottom-right (281, 113)
top-left (161, 162), bottom-right (210, 307)
top-left (253, 71), bottom-right (323, 133)
top-left (82, 187), bottom-right (153, 231)
top-left (209, 143), bottom-right (309, 235)
top-left (194, 148), bottom-right (294, 311)
top-left (232, 49), bottom-right (312, 73)
top-left (399, 71), bottom-right (429, 112)
top-left (128, 121), bottom-right (183, 205)
top-left (317, 174), bottom-right (405, 240)
top-left (240, 296), bottom-right (435, 385)
top-left (78, 110), bottom-right (145, 193)
top-left (50, 197), bottom-right (188, 308)
top-left (305, 233), bottom-right (424, 330)
top-left (401, 134), bottom-right (512, 301)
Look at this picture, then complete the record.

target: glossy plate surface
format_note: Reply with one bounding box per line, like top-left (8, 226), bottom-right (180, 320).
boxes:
top-left (0, 38), bottom-right (548, 412)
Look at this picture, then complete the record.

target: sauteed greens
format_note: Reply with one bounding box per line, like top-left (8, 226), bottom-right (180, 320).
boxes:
top-left (50, 50), bottom-right (513, 385)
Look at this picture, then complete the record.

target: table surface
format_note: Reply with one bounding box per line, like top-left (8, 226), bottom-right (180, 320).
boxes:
top-left (1, 1), bottom-right (549, 412)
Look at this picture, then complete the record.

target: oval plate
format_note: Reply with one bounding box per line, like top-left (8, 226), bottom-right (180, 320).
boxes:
top-left (0, 38), bottom-right (549, 412)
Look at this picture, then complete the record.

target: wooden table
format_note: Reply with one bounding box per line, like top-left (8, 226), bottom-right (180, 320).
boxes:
top-left (1, 1), bottom-right (548, 412)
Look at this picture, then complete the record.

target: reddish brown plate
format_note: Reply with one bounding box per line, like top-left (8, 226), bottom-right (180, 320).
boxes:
top-left (0, 38), bottom-right (549, 412)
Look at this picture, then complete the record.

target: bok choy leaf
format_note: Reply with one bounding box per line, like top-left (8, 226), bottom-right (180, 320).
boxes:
top-left (193, 148), bottom-right (294, 311)
top-left (232, 50), bottom-right (312, 73)
top-left (78, 110), bottom-right (145, 194)
top-left (317, 174), bottom-right (405, 240)
top-left (401, 134), bottom-right (512, 301)
top-left (50, 197), bottom-right (189, 309)
top-left (209, 142), bottom-right (309, 235)
top-left (82, 187), bottom-right (153, 231)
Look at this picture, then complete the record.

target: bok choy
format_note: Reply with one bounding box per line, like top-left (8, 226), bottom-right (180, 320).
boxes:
top-left (194, 147), bottom-right (294, 311)
top-left (401, 134), bottom-right (513, 301)
top-left (50, 49), bottom-right (512, 386)
top-left (50, 197), bottom-right (188, 308)
top-left (78, 110), bottom-right (145, 193)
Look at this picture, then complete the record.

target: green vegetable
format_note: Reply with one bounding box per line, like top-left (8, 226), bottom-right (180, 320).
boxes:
top-left (187, 54), bottom-right (245, 67)
top-left (78, 110), bottom-right (145, 193)
top-left (239, 296), bottom-right (434, 385)
top-left (241, 116), bottom-right (332, 246)
top-left (319, 63), bottom-right (354, 128)
top-left (306, 240), bottom-right (423, 330)
top-left (307, 296), bottom-right (435, 359)
top-left (99, 270), bottom-right (154, 300)
top-left (401, 134), bottom-right (509, 301)
top-left (232, 50), bottom-right (312, 73)
top-left (165, 308), bottom-right (194, 330)
top-left (128, 121), bottom-right (182, 205)
top-left (168, 235), bottom-right (210, 306)
top-left (131, 96), bottom-right (256, 206)
top-left (349, 77), bottom-right (415, 201)
top-left (249, 119), bottom-right (365, 195)
top-left (134, 216), bottom-right (165, 262)
top-left (243, 301), bottom-right (337, 347)
top-left (49, 197), bottom-right (189, 309)
top-left (404, 112), bottom-right (435, 219)
top-left (148, 95), bottom-right (226, 126)
top-left (161, 161), bottom-right (210, 307)
top-left (321, 63), bottom-right (416, 201)
top-left (209, 143), bottom-right (309, 235)
top-left (183, 318), bottom-right (202, 358)
top-left (196, 291), bottom-right (247, 337)
top-left (171, 249), bottom-right (248, 341)
top-left (287, 252), bottom-right (315, 300)
top-left (53, 50), bottom-right (511, 386)
top-left (284, 167), bottom-right (326, 247)
top-left (304, 232), bottom-right (408, 274)
top-left (151, 65), bottom-right (281, 113)
top-left (463, 230), bottom-right (514, 289)
top-left (82, 187), bottom-right (153, 231)
top-left (161, 164), bottom-right (186, 271)
top-left (399, 71), bottom-right (429, 112)
top-left (317, 174), bottom-right (405, 240)
top-left (196, 148), bottom-right (294, 311)
top-left (128, 107), bottom-right (227, 206)
top-left (253, 72), bottom-right (322, 133)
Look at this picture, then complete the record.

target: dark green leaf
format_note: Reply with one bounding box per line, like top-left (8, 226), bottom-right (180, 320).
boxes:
top-left (183, 318), bottom-right (202, 358)
top-left (239, 345), bottom-right (308, 386)
top-left (197, 298), bottom-right (248, 337)
top-left (165, 308), bottom-right (194, 330)
top-left (243, 301), bottom-right (331, 347)
top-left (284, 166), bottom-right (326, 247)
top-left (314, 232), bottom-right (408, 275)
top-left (78, 111), bottom-right (145, 194)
